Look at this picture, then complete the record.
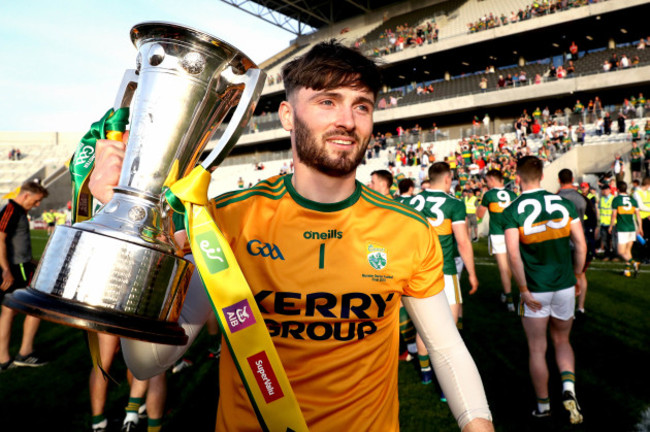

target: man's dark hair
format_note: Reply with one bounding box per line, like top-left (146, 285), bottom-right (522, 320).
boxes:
top-left (371, 170), bottom-right (393, 189)
top-left (516, 156), bottom-right (544, 183)
top-left (20, 179), bottom-right (49, 198)
top-left (642, 176), bottom-right (650, 186)
top-left (485, 169), bottom-right (503, 182)
top-left (282, 39), bottom-right (382, 100)
top-left (428, 162), bottom-right (451, 183)
top-left (618, 181), bottom-right (627, 193)
top-left (398, 178), bottom-right (415, 194)
top-left (558, 168), bottom-right (574, 185)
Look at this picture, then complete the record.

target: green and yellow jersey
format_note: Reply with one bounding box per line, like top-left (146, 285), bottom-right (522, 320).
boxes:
top-left (611, 194), bottom-right (638, 233)
top-left (503, 189), bottom-right (579, 292)
top-left (480, 187), bottom-right (518, 235)
top-left (407, 190), bottom-right (465, 275)
top-left (210, 174), bottom-right (444, 431)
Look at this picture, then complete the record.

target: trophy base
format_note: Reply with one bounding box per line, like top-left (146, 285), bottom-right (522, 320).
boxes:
top-left (4, 288), bottom-right (188, 345)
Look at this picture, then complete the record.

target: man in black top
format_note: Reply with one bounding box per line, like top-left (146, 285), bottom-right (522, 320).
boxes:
top-left (0, 179), bottom-right (49, 370)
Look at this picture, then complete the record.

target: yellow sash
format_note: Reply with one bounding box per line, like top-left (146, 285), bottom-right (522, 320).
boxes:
top-left (167, 166), bottom-right (308, 432)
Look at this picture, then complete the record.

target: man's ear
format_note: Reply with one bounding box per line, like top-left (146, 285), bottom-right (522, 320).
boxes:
top-left (279, 101), bottom-right (294, 131)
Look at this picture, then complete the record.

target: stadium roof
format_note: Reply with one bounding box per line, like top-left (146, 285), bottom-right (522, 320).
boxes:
top-left (220, 0), bottom-right (404, 35)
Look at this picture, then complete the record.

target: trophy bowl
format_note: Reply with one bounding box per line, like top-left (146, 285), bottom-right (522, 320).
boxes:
top-left (4, 22), bottom-right (266, 344)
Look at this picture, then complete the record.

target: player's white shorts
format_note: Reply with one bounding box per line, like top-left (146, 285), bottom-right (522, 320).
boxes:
top-left (519, 287), bottom-right (575, 320)
top-left (617, 231), bottom-right (636, 244)
top-left (443, 273), bottom-right (463, 305)
top-left (489, 234), bottom-right (507, 255)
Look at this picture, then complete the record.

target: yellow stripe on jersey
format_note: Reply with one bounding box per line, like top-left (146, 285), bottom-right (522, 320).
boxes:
top-left (488, 202), bottom-right (506, 213)
top-left (214, 176), bottom-right (287, 208)
top-left (360, 185), bottom-right (429, 227)
top-left (430, 218), bottom-right (453, 236)
top-left (519, 219), bottom-right (572, 244)
top-left (616, 206), bottom-right (636, 215)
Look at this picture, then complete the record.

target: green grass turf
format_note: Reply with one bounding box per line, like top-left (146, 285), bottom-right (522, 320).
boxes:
top-left (0, 230), bottom-right (647, 430)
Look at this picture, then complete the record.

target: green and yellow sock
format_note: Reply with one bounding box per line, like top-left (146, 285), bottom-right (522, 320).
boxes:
top-left (561, 370), bottom-right (576, 394)
top-left (148, 417), bottom-right (163, 432)
top-left (124, 396), bottom-right (145, 423)
top-left (418, 354), bottom-right (431, 372)
top-left (536, 396), bottom-right (550, 413)
top-left (92, 414), bottom-right (107, 430)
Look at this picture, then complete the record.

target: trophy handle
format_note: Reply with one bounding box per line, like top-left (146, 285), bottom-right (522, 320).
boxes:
top-left (113, 69), bottom-right (139, 110)
top-left (200, 67), bottom-right (266, 170)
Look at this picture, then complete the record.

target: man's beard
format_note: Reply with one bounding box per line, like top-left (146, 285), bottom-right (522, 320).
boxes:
top-left (294, 113), bottom-right (369, 177)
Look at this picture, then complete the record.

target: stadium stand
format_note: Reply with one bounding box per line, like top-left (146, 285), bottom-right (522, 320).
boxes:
top-left (3, 0), bottom-right (650, 217)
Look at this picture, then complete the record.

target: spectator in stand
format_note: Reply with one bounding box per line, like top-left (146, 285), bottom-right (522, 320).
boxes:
top-left (617, 112), bottom-right (627, 133)
top-left (638, 38), bottom-right (646, 49)
top-left (594, 97), bottom-right (603, 119)
top-left (547, 65), bottom-right (557, 78)
top-left (603, 112), bottom-right (612, 135)
top-left (556, 65), bottom-right (566, 79)
top-left (603, 60), bottom-right (611, 72)
top-left (518, 70), bottom-right (527, 83)
top-left (505, 74), bottom-right (514, 87)
top-left (568, 41), bottom-right (578, 59)
top-left (630, 141), bottom-right (643, 181)
top-left (620, 54), bottom-right (630, 69)
top-left (612, 153), bottom-right (625, 183)
top-left (479, 77), bottom-right (488, 92)
top-left (566, 60), bottom-right (575, 76)
top-left (609, 53), bottom-right (619, 70)
top-left (534, 73), bottom-right (542, 84)
top-left (497, 75), bottom-right (505, 88)
top-left (377, 97), bottom-right (387, 110)
top-left (576, 122), bottom-right (586, 145)
top-left (390, 95), bottom-right (398, 107)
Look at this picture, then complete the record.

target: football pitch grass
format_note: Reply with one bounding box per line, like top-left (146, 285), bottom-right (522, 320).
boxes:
top-left (0, 229), bottom-right (648, 431)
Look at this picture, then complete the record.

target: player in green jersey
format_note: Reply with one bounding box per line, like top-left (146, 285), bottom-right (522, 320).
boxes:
top-left (476, 169), bottom-right (517, 311)
top-left (609, 181), bottom-right (644, 277)
top-left (395, 178), bottom-right (415, 204)
top-left (503, 156), bottom-right (586, 425)
top-left (407, 162), bottom-right (479, 389)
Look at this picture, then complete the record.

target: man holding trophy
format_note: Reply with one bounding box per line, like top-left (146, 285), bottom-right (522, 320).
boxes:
top-left (88, 38), bottom-right (494, 431)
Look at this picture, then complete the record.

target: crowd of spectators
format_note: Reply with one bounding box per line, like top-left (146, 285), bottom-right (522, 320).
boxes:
top-left (359, 20), bottom-right (439, 57)
top-left (467, 0), bottom-right (602, 35)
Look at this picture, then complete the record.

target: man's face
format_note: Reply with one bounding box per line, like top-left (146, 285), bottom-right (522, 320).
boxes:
top-left (283, 86), bottom-right (374, 177)
top-left (369, 174), bottom-right (388, 195)
top-left (22, 192), bottom-right (44, 211)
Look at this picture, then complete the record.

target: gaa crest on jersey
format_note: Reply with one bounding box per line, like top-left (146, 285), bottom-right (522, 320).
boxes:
top-left (367, 243), bottom-right (387, 270)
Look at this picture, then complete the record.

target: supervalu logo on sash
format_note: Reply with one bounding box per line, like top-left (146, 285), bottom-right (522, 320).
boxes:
top-left (367, 243), bottom-right (388, 270)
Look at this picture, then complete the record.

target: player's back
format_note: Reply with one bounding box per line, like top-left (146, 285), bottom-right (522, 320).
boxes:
top-left (406, 189), bottom-right (465, 275)
top-left (503, 189), bottom-right (578, 292)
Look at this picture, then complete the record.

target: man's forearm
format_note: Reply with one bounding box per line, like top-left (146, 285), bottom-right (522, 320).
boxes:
top-left (403, 294), bottom-right (493, 430)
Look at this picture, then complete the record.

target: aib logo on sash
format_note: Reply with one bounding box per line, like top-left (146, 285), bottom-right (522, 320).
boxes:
top-left (223, 299), bottom-right (256, 333)
top-left (195, 231), bottom-right (229, 274)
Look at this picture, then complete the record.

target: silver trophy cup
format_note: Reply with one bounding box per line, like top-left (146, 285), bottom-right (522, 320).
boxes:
top-left (4, 22), bottom-right (265, 344)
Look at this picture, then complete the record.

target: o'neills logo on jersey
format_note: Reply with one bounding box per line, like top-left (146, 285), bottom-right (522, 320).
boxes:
top-left (247, 351), bottom-right (284, 403)
top-left (303, 229), bottom-right (343, 240)
top-left (367, 243), bottom-right (387, 270)
top-left (223, 299), bottom-right (256, 333)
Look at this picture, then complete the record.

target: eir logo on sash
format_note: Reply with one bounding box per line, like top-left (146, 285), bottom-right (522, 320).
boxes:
top-left (247, 351), bottom-right (285, 403)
